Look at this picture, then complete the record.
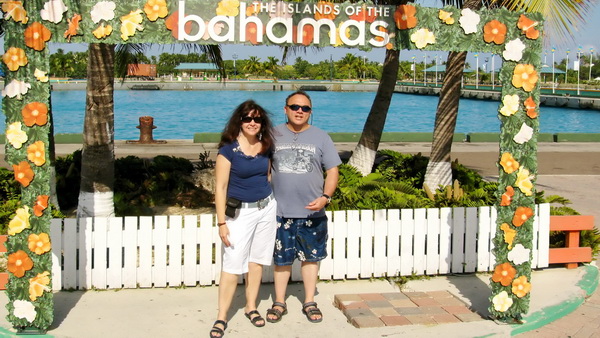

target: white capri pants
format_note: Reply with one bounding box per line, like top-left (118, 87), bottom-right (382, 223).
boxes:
top-left (221, 197), bottom-right (277, 275)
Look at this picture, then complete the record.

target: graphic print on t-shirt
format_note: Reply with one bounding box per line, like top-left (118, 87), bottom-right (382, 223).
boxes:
top-left (274, 143), bottom-right (315, 174)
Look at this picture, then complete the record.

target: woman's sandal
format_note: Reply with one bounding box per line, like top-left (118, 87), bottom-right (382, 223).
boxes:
top-left (209, 320), bottom-right (227, 338)
top-left (244, 310), bottom-right (266, 327)
top-left (302, 302), bottom-right (323, 323)
top-left (266, 302), bottom-right (288, 323)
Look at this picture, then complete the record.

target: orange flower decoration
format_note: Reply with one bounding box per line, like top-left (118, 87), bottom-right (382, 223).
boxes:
top-left (24, 22), bottom-right (52, 51)
top-left (374, 26), bottom-right (388, 43)
top-left (492, 262), bottom-right (517, 286)
top-left (512, 276), bottom-right (532, 298)
top-left (2, 47), bottom-right (28, 71)
top-left (349, 5), bottom-right (377, 23)
top-left (165, 11), bottom-right (193, 39)
top-left (512, 206), bottom-right (534, 227)
top-left (525, 96), bottom-right (537, 118)
top-left (34, 195), bottom-right (49, 217)
top-left (246, 1), bottom-right (260, 16)
top-left (27, 141), bottom-right (46, 166)
top-left (500, 186), bottom-right (515, 206)
top-left (314, 1), bottom-right (337, 20)
top-left (483, 20), bottom-right (506, 45)
top-left (246, 22), bottom-right (259, 45)
top-left (294, 25), bottom-right (315, 46)
top-left (64, 13), bottom-right (82, 42)
top-left (22, 102), bottom-right (49, 127)
top-left (499, 152), bottom-right (519, 174)
top-left (517, 14), bottom-right (539, 40)
top-left (512, 64), bottom-right (538, 92)
top-left (144, 0), bottom-right (168, 21)
top-left (29, 271), bottom-right (51, 301)
top-left (28, 233), bottom-right (52, 255)
top-left (394, 4), bottom-right (417, 30)
top-left (7, 250), bottom-right (34, 278)
top-left (13, 161), bottom-right (34, 187)
top-left (2, 1), bottom-right (28, 23)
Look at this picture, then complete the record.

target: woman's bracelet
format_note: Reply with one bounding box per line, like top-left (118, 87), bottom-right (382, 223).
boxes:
top-left (217, 222), bottom-right (226, 226)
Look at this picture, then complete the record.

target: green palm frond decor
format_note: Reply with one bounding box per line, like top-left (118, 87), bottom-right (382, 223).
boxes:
top-left (2, 0), bottom-right (543, 330)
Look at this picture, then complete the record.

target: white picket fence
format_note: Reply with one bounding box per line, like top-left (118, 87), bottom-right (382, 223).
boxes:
top-left (48, 204), bottom-right (551, 291)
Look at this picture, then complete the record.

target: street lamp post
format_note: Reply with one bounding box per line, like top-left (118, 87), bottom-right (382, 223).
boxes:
top-left (475, 53), bottom-right (479, 89)
top-left (551, 47), bottom-right (555, 94)
top-left (423, 54), bottom-right (427, 86)
top-left (491, 54), bottom-right (495, 90)
top-left (434, 55), bottom-right (438, 86)
top-left (577, 46), bottom-right (582, 95)
top-left (412, 56), bottom-right (416, 85)
top-left (589, 48), bottom-right (595, 81)
top-left (232, 53), bottom-right (238, 79)
top-left (566, 49), bottom-right (570, 84)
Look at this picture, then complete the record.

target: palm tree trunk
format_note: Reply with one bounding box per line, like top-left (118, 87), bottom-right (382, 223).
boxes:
top-left (423, 0), bottom-right (482, 191)
top-left (77, 43), bottom-right (116, 217)
top-left (347, 49), bottom-right (400, 175)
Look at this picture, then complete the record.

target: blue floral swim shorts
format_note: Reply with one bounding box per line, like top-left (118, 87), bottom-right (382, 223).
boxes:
top-left (273, 216), bottom-right (328, 266)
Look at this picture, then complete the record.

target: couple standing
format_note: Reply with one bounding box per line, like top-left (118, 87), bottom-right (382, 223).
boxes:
top-left (210, 91), bottom-right (342, 338)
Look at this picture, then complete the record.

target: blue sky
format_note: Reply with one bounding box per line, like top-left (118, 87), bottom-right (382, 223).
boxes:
top-left (4, 0), bottom-right (599, 66)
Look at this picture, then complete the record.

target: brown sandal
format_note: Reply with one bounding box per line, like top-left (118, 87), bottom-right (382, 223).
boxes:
top-left (244, 310), bottom-right (266, 327)
top-left (266, 302), bottom-right (288, 323)
top-left (209, 320), bottom-right (227, 338)
top-left (302, 302), bottom-right (323, 323)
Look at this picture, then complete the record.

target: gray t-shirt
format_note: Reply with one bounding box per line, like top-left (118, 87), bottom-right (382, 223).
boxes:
top-left (271, 124), bottom-right (342, 218)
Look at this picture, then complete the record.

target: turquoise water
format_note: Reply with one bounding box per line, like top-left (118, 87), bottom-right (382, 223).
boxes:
top-left (2, 90), bottom-right (599, 140)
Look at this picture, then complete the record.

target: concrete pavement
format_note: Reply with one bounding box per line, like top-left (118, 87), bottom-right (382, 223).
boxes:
top-left (0, 140), bottom-right (599, 337)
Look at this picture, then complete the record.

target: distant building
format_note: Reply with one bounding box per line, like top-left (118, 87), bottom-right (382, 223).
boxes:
top-left (127, 64), bottom-right (157, 80)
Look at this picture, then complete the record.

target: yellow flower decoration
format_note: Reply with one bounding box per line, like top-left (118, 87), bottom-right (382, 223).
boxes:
top-left (6, 122), bottom-right (28, 149)
top-left (500, 223), bottom-right (516, 249)
top-left (499, 152), bottom-right (519, 174)
top-left (27, 140), bottom-right (46, 166)
top-left (93, 23), bottom-right (113, 39)
top-left (438, 10), bottom-right (454, 25)
top-left (492, 291), bottom-right (513, 312)
top-left (410, 28), bottom-right (435, 49)
top-left (2, 1), bottom-right (28, 23)
top-left (330, 22), bottom-right (350, 47)
top-left (499, 94), bottom-right (519, 116)
top-left (512, 276), bottom-right (532, 298)
top-left (28, 233), bottom-right (51, 255)
top-left (144, 0), bottom-right (168, 21)
top-left (2, 47), bottom-right (28, 72)
top-left (120, 10), bottom-right (144, 41)
top-left (8, 206), bottom-right (31, 236)
top-left (216, 0), bottom-right (240, 17)
top-left (29, 271), bottom-right (51, 301)
top-left (515, 168), bottom-right (534, 196)
top-left (512, 64), bottom-right (538, 92)
top-left (34, 68), bottom-right (49, 82)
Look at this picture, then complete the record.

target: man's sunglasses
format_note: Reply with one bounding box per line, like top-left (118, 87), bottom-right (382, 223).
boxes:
top-left (241, 116), bottom-right (263, 123)
top-left (287, 104), bottom-right (312, 113)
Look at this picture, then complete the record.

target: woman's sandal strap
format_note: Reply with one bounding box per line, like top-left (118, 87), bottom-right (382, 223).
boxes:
top-left (210, 320), bottom-right (227, 338)
top-left (266, 302), bottom-right (288, 323)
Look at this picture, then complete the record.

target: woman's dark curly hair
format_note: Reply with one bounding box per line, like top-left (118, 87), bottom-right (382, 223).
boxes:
top-left (218, 100), bottom-right (274, 154)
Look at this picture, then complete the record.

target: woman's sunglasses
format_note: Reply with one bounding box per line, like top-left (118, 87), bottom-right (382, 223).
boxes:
top-left (241, 116), bottom-right (263, 123)
top-left (287, 104), bottom-right (312, 113)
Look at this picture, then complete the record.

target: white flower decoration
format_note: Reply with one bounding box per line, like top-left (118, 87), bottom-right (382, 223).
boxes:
top-left (410, 28), bottom-right (436, 49)
top-left (2, 79), bottom-right (31, 99)
top-left (499, 94), bottom-right (520, 116)
top-left (269, 1), bottom-right (292, 19)
top-left (90, 1), bottom-right (116, 23)
top-left (508, 244), bottom-right (531, 265)
top-left (459, 8), bottom-right (480, 34)
top-left (492, 291), bottom-right (513, 312)
top-left (513, 123), bottom-right (534, 144)
top-left (34, 69), bottom-right (49, 82)
top-left (40, 0), bottom-right (68, 24)
top-left (13, 300), bottom-right (36, 323)
top-left (503, 38), bottom-right (526, 62)
top-left (6, 122), bottom-right (28, 149)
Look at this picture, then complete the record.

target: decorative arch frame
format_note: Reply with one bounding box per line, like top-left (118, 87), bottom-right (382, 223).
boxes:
top-left (2, 0), bottom-right (542, 331)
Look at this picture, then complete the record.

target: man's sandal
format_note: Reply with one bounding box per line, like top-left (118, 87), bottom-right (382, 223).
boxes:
top-left (302, 302), bottom-right (323, 323)
top-left (209, 320), bottom-right (227, 338)
top-left (244, 310), bottom-right (266, 327)
top-left (266, 302), bottom-right (288, 323)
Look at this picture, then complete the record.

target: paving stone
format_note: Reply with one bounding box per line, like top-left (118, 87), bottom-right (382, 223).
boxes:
top-left (405, 314), bottom-right (437, 325)
top-left (426, 290), bottom-right (454, 299)
top-left (389, 299), bottom-right (418, 308)
top-left (454, 313), bottom-right (485, 322)
top-left (359, 293), bottom-right (387, 301)
top-left (366, 300), bottom-right (393, 308)
top-left (436, 297), bottom-right (467, 306)
top-left (404, 291), bottom-right (430, 299)
top-left (380, 315), bottom-right (412, 326)
top-left (432, 313), bottom-right (462, 324)
top-left (335, 294), bottom-right (364, 303)
top-left (381, 292), bottom-right (408, 300)
top-left (394, 307), bottom-right (424, 315)
top-left (442, 305), bottom-right (474, 315)
top-left (411, 297), bottom-right (441, 307)
top-left (350, 316), bottom-right (386, 328)
top-left (370, 307), bottom-right (402, 317)
top-left (420, 306), bottom-right (448, 315)
top-left (342, 301), bottom-right (369, 310)
top-left (344, 307), bottom-right (377, 319)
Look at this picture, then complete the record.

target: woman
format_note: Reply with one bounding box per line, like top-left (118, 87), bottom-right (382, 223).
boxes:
top-left (210, 100), bottom-right (277, 338)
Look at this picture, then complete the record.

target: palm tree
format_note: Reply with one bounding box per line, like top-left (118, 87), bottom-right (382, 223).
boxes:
top-left (243, 56), bottom-right (262, 76)
top-left (263, 56), bottom-right (280, 78)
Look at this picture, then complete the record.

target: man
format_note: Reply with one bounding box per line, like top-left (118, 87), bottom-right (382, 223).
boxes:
top-left (267, 91), bottom-right (341, 323)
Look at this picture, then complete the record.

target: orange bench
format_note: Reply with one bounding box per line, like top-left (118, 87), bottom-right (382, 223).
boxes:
top-left (548, 215), bottom-right (595, 269)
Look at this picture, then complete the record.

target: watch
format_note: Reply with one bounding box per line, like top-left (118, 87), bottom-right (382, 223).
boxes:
top-left (322, 193), bottom-right (332, 205)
